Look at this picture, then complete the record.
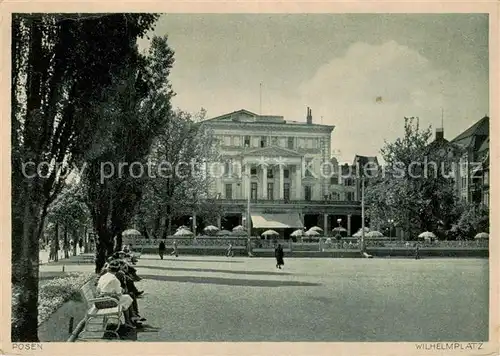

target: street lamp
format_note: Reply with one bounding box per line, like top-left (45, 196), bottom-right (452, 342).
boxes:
top-left (337, 218), bottom-right (342, 227)
top-left (388, 219), bottom-right (394, 240)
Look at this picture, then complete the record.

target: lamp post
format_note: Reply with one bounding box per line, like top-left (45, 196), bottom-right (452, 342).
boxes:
top-left (337, 218), bottom-right (342, 228)
top-left (189, 216), bottom-right (193, 232)
top-left (388, 219), bottom-right (394, 240)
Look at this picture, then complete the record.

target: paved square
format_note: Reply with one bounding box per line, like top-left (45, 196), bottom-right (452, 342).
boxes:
top-left (134, 255), bottom-right (488, 342)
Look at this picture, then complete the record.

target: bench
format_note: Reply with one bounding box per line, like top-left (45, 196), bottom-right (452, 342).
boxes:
top-left (80, 281), bottom-right (123, 339)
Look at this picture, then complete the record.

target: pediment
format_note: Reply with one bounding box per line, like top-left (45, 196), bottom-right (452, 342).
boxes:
top-left (243, 145), bottom-right (303, 158)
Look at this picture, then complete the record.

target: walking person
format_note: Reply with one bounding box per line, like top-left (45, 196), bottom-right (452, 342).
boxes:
top-left (226, 243), bottom-right (234, 257)
top-left (275, 243), bottom-right (285, 269)
top-left (170, 240), bottom-right (179, 257)
top-left (158, 240), bottom-right (166, 260)
top-left (415, 245), bottom-right (420, 260)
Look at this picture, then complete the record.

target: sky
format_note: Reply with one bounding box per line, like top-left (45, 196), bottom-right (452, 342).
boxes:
top-left (139, 14), bottom-right (489, 163)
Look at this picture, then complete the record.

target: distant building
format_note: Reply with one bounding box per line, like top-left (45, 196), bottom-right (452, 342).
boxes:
top-left (199, 108), bottom-right (362, 238)
top-left (451, 116), bottom-right (489, 205)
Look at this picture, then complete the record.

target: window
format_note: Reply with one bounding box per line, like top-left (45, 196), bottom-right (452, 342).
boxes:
top-left (251, 167), bottom-right (257, 175)
top-left (287, 137), bottom-right (294, 149)
top-left (267, 183), bottom-right (274, 200)
top-left (267, 169), bottom-right (274, 179)
top-left (330, 175), bottom-right (339, 185)
top-left (346, 192), bottom-right (354, 201)
top-left (284, 169), bottom-right (290, 179)
top-left (260, 136), bottom-right (267, 148)
top-left (305, 159), bottom-right (313, 177)
top-left (225, 184), bottom-right (233, 199)
top-left (272, 136), bottom-right (279, 146)
top-left (330, 192), bottom-right (340, 200)
top-left (244, 136), bottom-right (251, 147)
top-left (224, 162), bottom-right (231, 176)
top-left (344, 178), bottom-right (353, 186)
top-left (234, 136), bottom-right (241, 146)
top-left (251, 182), bottom-right (258, 200)
top-left (304, 186), bottom-right (312, 201)
top-left (284, 183), bottom-right (290, 201)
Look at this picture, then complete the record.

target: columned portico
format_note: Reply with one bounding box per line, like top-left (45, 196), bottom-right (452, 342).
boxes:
top-left (295, 162), bottom-right (302, 199)
top-left (241, 146), bottom-right (304, 201)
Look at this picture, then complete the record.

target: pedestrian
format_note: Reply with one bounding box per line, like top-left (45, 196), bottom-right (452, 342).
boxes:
top-left (158, 240), bottom-right (166, 260)
top-left (78, 238), bottom-right (83, 254)
top-left (274, 243), bottom-right (285, 269)
top-left (170, 240), bottom-right (179, 257)
top-left (226, 243), bottom-right (234, 257)
top-left (415, 245), bottom-right (420, 260)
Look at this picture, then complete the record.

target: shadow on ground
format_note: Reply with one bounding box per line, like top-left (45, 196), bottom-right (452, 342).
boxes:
top-left (140, 274), bottom-right (321, 287)
top-left (140, 257), bottom-right (244, 263)
top-left (104, 324), bottom-right (162, 341)
top-left (139, 265), bottom-right (291, 276)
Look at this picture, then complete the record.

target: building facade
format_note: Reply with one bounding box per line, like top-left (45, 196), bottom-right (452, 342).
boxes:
top-left (451, 116), bottom-right (489, 206)
top-left (201, 109), bottom-right (362, 238)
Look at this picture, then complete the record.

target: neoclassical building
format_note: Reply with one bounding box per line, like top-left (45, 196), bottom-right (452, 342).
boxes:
top-left (201, 109), bottom-right (362, 238)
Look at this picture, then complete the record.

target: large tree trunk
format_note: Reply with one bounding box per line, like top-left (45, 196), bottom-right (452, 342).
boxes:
top-left (63, 225), bottom-right (69, 258)
top-left (54, 223), bottom-right (59, 261)
top-left (12, 181), bottom-right (42, 342)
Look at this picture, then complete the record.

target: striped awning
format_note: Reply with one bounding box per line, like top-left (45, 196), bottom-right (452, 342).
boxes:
top-left (251, 213), bottom-right (303, 229)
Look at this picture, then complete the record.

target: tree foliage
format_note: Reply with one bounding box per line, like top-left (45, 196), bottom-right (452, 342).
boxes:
top-left (11, 13), bottom-right (159, 342)
top-left (134, 109), bottom-right (223, 238)
top-left (81, 34), bottom-right (175, 271)
top-left (365, 117), bottom-right (462, 239)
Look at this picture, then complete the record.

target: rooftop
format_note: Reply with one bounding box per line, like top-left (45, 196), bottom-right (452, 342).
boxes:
top-left (202, 109), bottom-right (334, 129)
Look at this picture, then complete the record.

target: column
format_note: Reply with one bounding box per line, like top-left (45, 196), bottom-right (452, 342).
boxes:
top-left (262, 166), bottom-right (268, 199)
top-left (347, 214), bottom-right (352, 236)
top-left (244, 163), bottom-right (251, 199)
top-left (295, 163), bottom-right (302, 199)
top-left (279, 165), bottom-right (284, 199)
top-left (192, 213), bottom-right (197, 234)
top-left (323, 214), bottom-right (329, 236)
top-left (217, 215), bottom-right (222, 229)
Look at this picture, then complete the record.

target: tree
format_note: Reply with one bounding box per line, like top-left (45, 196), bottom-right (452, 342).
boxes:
top-left (450, 202), bottom-right (489, 239)
top-left (11, 13), bottom-right (159, 342)
top-left (45, 183), bottom-right (91, 256)
top-left (81, 35), bottom-right (175, 273)
top-left (365, 117), bottom-right (461, 239)
top-left (134, 109), bottom-right (221, 238)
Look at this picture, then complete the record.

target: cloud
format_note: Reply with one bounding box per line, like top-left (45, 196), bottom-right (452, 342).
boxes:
top-left (297, 40), bottom-right (458, 163)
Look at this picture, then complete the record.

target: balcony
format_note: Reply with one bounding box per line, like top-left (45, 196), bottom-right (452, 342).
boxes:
top-left (215, 198), bottom-right (361, 214)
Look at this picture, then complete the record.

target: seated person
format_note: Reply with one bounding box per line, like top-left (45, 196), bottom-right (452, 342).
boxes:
top-left (96, 260), bottom-right (140, 328)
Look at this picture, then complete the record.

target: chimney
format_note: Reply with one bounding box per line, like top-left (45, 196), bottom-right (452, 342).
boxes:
top-left (306, 107), bottom-right (312, 124)
top-left (436, 128), bottom-right (444, 141)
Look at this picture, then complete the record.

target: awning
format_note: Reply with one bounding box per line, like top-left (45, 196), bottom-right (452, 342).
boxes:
top-left (251, 213), bottom-right (303, 229)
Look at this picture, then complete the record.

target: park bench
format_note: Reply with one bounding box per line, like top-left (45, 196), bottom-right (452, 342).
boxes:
top-left (80, 281), bottom-right (123, 339)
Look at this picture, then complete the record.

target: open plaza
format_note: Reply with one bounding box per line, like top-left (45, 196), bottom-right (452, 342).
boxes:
top-left (38, 253), bottom-right (488, 342)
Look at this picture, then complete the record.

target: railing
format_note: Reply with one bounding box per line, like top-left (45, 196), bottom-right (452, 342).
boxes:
top-left (362, 240), bottom-right (489, 248)
top-left (131, 237), bottom-right (248, 248)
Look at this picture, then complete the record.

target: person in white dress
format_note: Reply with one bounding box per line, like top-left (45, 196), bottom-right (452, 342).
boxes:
top-left (96, 260), bottom-right (137, 328)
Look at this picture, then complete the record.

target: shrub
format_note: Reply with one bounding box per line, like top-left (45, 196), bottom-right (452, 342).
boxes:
top-left (12, 272), bottom-right (95, 329)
